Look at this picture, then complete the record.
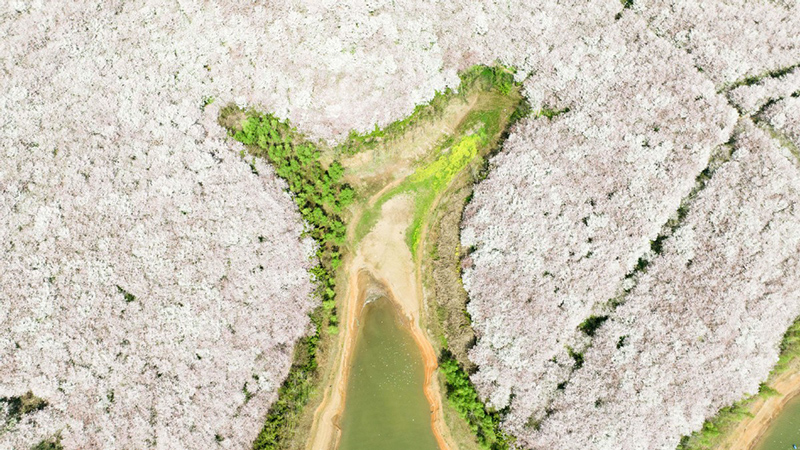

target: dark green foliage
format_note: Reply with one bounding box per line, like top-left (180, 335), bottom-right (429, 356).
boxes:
top-left (225, 109), bottom-right (350, 450)
top-left (116, 285), bottom-right (136, 303)
top-left (508, 97), bottom-right (532, 127)
top-left (566, 346), bottom-right (584, 369)
top-left (32, 437), bottom-right (63, 450)
top-left (621, 0), bottom-right (634, 8)
top-left (440, 351), bottom-right (513, 450)
top-left (726, 63), bottom-right (800, 92)
top-left (536, 106), bottom-right (570, 119)
top-left (650, 235), bottom-right (666, 255)
top-left (578, 315), bottom-right (609, 337)
top-left (1, 391), bottom-right (47, 422)
top-left (633, 257), bottom-right (649, 272)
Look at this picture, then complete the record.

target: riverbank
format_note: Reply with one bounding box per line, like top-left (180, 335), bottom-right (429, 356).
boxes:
top-left (679, 319), bottom-right (800, 450)
top-left (308, 194), bottom-right (452, 450)
top-left (223, 65), bottom-right (525, 450)
top-left (716, 368), bottom-right (800, 449)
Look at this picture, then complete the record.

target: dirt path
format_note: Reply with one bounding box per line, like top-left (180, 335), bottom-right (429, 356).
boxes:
top-left (717, 369), bottom-right (800, 449)
top-left (307, 196), bottom-right (451, 450)
top-left (307, 88), bottom-right (518, 450)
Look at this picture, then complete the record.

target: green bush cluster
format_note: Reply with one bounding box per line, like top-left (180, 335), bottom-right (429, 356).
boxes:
top-left (233, 113), bottom-right (352, 270)
top-left (577, 315), bottom-right (609, 337)
top-left (775, 318), bottom-right (800, 373)
top-left (440, 351), bottom-right (512, 450)
top-left (231, 111), bottom-right (353, 309)
top-left (225, 110), bottom-right (353, 450)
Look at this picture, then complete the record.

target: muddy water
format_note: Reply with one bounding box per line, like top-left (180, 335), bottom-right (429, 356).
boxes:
top-left (756, 394), bottom-right (800, 450)
top-left (337, 296), bottom-right (439, 450)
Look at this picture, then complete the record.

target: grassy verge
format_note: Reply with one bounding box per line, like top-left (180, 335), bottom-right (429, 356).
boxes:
top-left (678, 317), bottom-right (800, 450)
top-left (32, 437), bottom-right (63, 450)
top-left (415, 72), bottom-right (527, 450)
top-left (354, 91), bottom-right (522, 257)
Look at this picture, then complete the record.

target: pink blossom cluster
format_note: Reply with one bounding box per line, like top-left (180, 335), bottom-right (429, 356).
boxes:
top-left (763, 96), bottom-right (800, 148)
top-left (461, 12), bottom-right (736, 436)
top-left (1, 2), bottom-right (320, 448)
top-left (525, 121), bottom-right (800, 449)
top-left (634, 0), bottom-right (800, 86)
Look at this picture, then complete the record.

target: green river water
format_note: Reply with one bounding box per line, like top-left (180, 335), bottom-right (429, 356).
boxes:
top-left (757, 393), bottom-right (800, 450)
top-left (338, 297), bottom-right (439, 450)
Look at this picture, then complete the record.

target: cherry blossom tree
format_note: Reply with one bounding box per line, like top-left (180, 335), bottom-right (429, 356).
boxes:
top-left (3, 0), bottom-right (799, 448)
top-left (633, 0), bottom-right (800, 87)
top-left (763, 95), bottom-right (800, 149)
top-left (527, 121), bottom-right (800, 449)
top-left (460, 11), bottom-right (736, 436)
top-left (1, 2), bottom-right (321, 448)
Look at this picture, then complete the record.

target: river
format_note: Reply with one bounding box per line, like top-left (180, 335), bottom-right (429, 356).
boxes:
top-left (756, 393), bottom-right (800, 450)
top-left (337, 296), bottom-right (439, 450)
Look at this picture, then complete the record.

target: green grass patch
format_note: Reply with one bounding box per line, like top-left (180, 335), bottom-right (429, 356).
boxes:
top-left (354, 126), bottom-right (485, 257)
top-left (440, 351), bottom-right (514, 450)
top-left (32, 437), bottom-right (63, 450)
top-left (678, 317), bottom-right (800, 450)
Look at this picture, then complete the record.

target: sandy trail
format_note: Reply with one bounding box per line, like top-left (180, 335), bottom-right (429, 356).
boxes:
top-left (716, 369), bottom-right (800, 449)
top-left (308, 90), bottom-right (501, 450)
top-left (307, 195), bottom-right (450, 450)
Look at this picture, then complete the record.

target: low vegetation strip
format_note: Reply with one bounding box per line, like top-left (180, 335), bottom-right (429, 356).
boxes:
top-left (353, 66), bottom-right (521, 250)
top-left (355, 128), bottom-right (484, 258)
top-left (338, 66), bottom-right (517, 156)
top-left (222, 109), bottom-right (355, 449)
